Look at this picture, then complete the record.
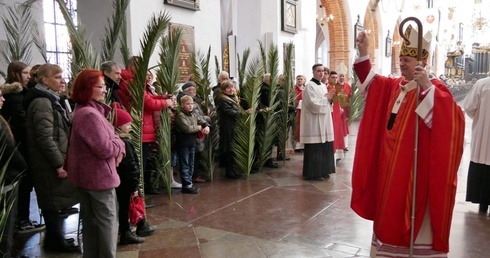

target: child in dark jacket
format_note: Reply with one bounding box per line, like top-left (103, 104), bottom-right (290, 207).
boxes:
top-left (175, 95), bottom-right (210, 194)
top-left (112, 105), bottom-right (156, 245)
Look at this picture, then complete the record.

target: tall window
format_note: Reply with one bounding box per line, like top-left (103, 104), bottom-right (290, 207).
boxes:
top-left (43, 0), bottom-right (77, 79)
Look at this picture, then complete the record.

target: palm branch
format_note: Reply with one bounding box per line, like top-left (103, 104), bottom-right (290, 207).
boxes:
top-left (258, 41), bottom-right (268, 73)
top-left (55, 0), bottom-right (100, 78)
top-left (191, 47), bottom-right (212, 113)
top-left (255, 42), bottom-right (280, 170)
top-left (154, 108), bottom-right (173, 200)
top-left (153, 21), bottom-right (180, 199)
top-left (276, 42), bottom-right (294, 162)
top-left (156, 27), bottom-right (182, 95)
top-left (232, 57), bottom-right (261, 176)
top-left (119, 17), bottom-right (130, 67)
top-left (214, 56), bottom-right (221, 82)
top-left (101, 0), bottom-right (130, 61)
top-left (191, 47), bottom-right (218, 180)
top-left (126, 12), bottom-right (171, 197)
top-left (31, 21), bottom-right (48, 62)
top-left (348, 72), bottom-right (365, 124)
top-left (236, 48), bottom-right (251, 90)
top-left (0, 142), bottom-right (22, 240)
top-left (0, 0), bottom-right (36, 65)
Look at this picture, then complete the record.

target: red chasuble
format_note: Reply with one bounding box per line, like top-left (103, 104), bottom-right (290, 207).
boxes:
top-left (351, 59), bottom-right (464, 253)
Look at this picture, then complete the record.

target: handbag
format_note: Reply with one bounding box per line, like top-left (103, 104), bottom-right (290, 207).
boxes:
top-left (197, 130), bottom-right (205, 139)
top-left (129, 195), bottom-right (146, 225)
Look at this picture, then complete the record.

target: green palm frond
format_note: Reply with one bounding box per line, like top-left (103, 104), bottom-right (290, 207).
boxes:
top-left (191, 47), bottom-right (217, 180)
top-left (101, 0), bottom-right (130, 61)
top-left (127, 11), bottom-right (171, 197)
top-left (214, 56), bottom-right (221, 81)
top-left (202, 111), bottom-right (218, 180)
top-left (258, 41), bottom-right (267, 74)
top-left (119, 18), bottom-right (130, 67)
top-left (154, 109), bottom-right (173, 200)
top-left (31, 21), bottom-right (48, 62)
top-left (277, 43), bottom-right (294, 162)
top-left (255, 42), bottom-right (280, 169)
top-left (349, 72), bottom-right (365, 124)
top-left (237, 48), bottom-right (251, 90)
top-left (56, 0), bottom-right (100, 78)
top-left (0, 1), bottom-right (35, 65)
top-left (0, 141), bottom-right (22, 240)
top-left (232, 57), bottom-right (261, 176)
top-left (192, 47), bottom-right (213, 112)
top-left (156, 26), bottom-right (182, 95)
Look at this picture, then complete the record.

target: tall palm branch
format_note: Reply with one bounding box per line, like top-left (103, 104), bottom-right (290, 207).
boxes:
top-left (237, 48), bottom-right (251, 90)
top-left (232, 57), bottom-right (261, 176)
top-left (191, 47), bottom-right (217, 180)
top-left (154, 25), bottom-right (181, 199)
top-left (100, 0), bottom-right (130, 61)
top-left (191, 47), bottom-right (212, 114)
top-left (55, 0), bottom-right (100, 78)
top-left (156, 28), bottom-right (182, 95)
top-left (276, 42), bottom-right (294, 162)
top-left (214, 56), bottom-right (221, 81)
top-left (0, 144), bottom-right (21, 241)
top-left (31, 21), bottom-right (48, 63)
top-left (0, 0), bottom-right (37, 66)
top-left (348, 72), bottom-right (365, 124)
top-left (126, 12), bottom-right (170, 197)
top-left (258, 41), bottom-right (268, 73)
top-left (256, 42), bottom-right (280, 170)
top-left (119, 17), bottom-right (130, 67)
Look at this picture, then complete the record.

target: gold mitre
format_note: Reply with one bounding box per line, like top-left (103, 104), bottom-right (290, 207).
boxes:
top-left (400, 25), bottom-right (432, 60)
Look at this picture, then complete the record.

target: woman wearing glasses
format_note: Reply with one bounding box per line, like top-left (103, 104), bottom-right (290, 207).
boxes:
top-left (66, 69), bottom-right (126, 258)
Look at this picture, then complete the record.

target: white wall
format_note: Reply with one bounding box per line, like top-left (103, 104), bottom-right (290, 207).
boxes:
top-left (77, 0), bottom-right (222, 84)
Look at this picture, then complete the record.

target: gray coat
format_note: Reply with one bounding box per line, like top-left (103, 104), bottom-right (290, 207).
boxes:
top-left (24, 86), bottom-right (78, 211)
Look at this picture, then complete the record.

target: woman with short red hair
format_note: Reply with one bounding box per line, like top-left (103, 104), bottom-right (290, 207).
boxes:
top-left (66, 69), bottom-right (125, 258)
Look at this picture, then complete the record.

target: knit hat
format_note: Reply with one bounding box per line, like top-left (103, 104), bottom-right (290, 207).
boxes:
top-left (112, 103), bottom-right (133, 127)
top-left (182, 81), bottom-right (196, 91)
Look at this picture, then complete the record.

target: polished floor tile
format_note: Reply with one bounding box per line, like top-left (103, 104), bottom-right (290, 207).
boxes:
top-left (11, 108), bottom-right (490, 258)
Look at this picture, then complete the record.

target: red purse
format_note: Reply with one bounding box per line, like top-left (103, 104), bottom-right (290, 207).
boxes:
top-left (197, 130), bottom-right (204, 139)
top-left (129, 196), bottom-right (146, 225)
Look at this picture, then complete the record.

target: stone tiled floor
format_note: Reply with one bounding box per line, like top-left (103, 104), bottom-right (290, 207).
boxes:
top-left (12, 106), bottom-right (490, 258)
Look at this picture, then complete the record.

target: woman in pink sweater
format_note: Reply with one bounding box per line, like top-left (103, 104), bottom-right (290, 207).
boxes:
top-left (66, 69), bottom-right (125, 258)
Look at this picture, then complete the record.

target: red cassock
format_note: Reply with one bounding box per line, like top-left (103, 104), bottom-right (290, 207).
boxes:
top-left (327, 83), bottom-right (350, 151)
top-left (294, 85), bottom-right (303, 142)
top-left (350, 59), bottom-right (465, 253)
top-left (340, 83), bottom-right (352, 136)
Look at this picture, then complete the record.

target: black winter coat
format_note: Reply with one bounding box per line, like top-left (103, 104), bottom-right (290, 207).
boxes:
top-left (0, 82), bottom-right (29, 157)
top-left (217, 94), bottom-right (241, 152)
top-left (116, 136), bottom-right (140, 192)
top-left (0, 117), bottom-right (27, 185)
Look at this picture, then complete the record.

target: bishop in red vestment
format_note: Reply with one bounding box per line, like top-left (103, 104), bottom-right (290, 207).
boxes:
top-left (351, 26), bottom-right (464, 256)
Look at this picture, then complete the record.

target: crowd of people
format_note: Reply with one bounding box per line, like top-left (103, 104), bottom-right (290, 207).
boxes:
top-left (2, 23), bottom-right (485, 257)
top-left (0, 56), bottom-right (354, 255)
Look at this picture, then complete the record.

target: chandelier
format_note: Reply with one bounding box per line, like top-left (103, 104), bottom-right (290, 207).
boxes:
top-left (317, 4), bottom-right (334, 26)
top-left (472, 1), bottom-right (489, 33)
top-left (473, 16), bottom-right (488, 31)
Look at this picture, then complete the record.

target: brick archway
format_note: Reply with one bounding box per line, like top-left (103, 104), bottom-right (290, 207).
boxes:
top-left (363, 7), bottom-right (379, 70)
top-left (320, 0), bottom-right (349, 72)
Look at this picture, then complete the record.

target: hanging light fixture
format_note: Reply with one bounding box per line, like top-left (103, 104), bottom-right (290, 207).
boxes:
top-left (317, 4), bottom-right (334, 26)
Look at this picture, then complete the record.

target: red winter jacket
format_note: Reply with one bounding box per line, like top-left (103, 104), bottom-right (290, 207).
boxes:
top-left (117, 69), bottom-right (169, 143)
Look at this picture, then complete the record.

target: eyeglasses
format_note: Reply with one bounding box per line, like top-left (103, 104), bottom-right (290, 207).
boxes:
top-left (93, 85), bottom-right (107, 91)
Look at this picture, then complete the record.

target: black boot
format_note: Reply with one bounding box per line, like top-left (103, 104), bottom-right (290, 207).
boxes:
top-left (42, 211), bottom-right (80, 253)
top-left (119, 231), bottom-right (144, 245)
top-left (479, 203), bottom-right (488, 213)
top-left (136, 219), bottom-right (156, 237)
